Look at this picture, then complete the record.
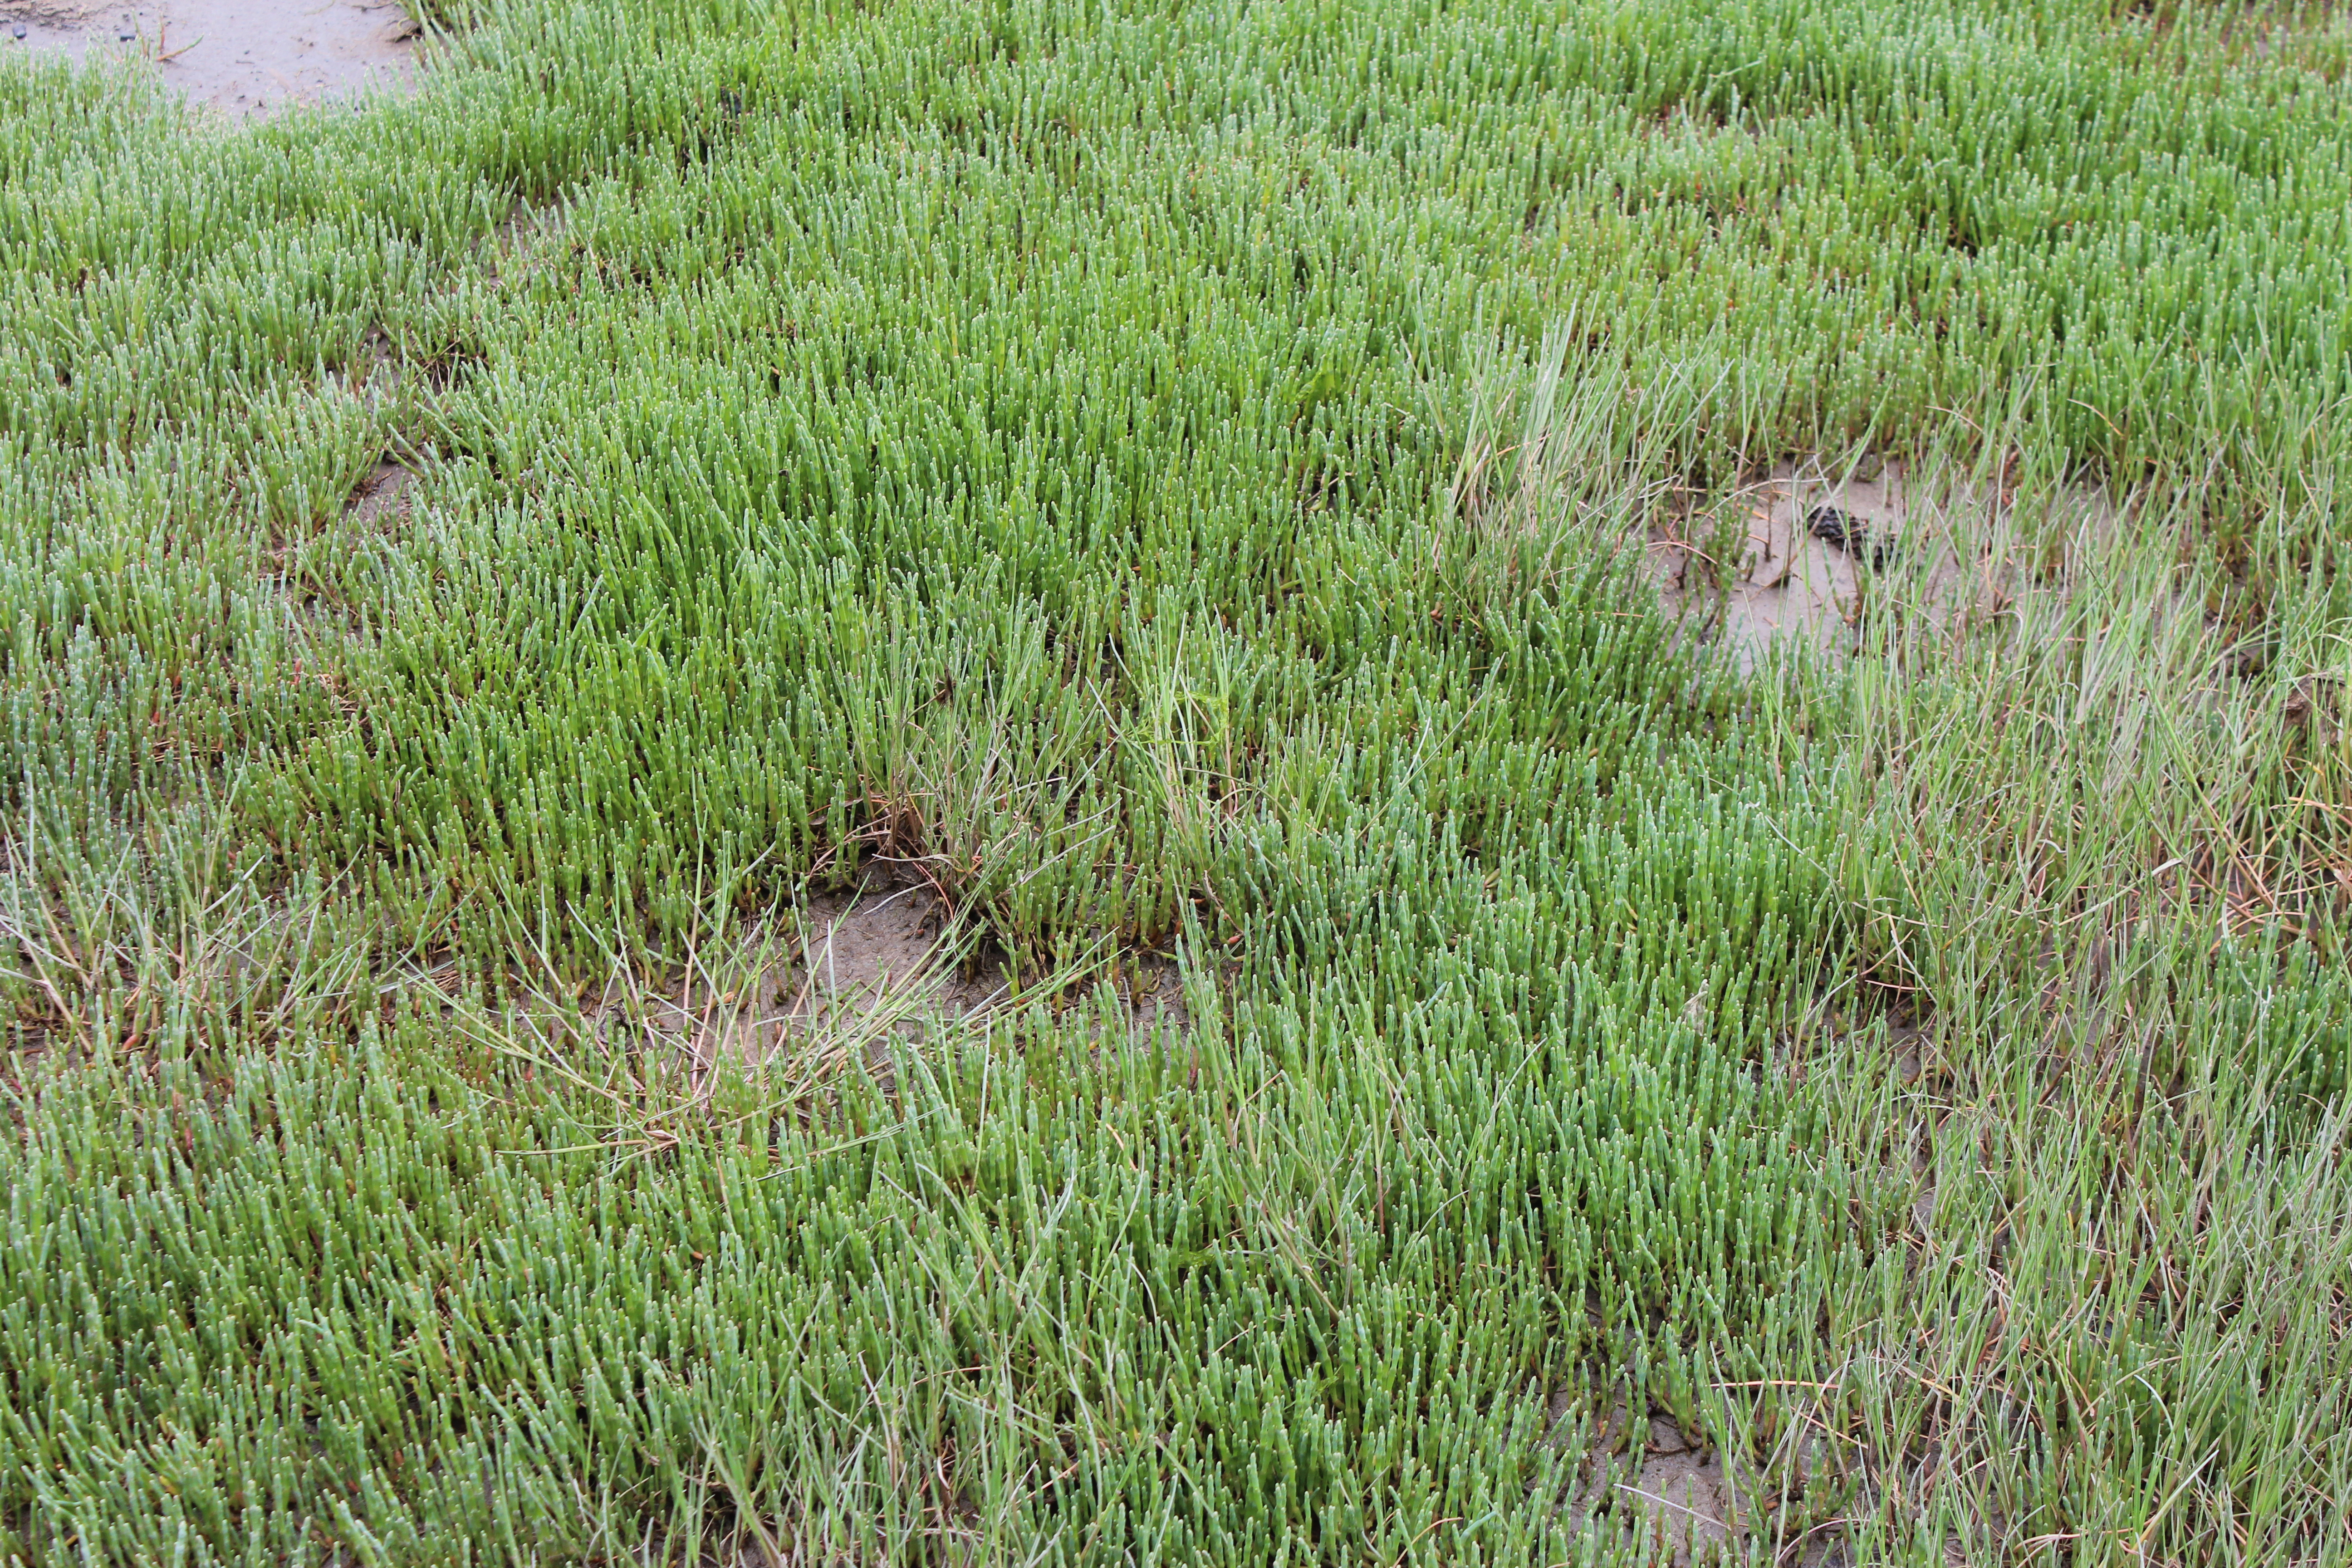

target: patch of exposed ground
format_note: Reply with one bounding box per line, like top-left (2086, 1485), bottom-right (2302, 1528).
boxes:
top-left (1648, 457), bottom-right (2039, 671)
top-left (2, 0), bottom-right (419, 119)
top-left (1549, 1386), bottom-right (1857, 1566)
top-left (1649, 460), bottom-right (1880, 671)
top-left (1551, 1391), bottom-right (1752, 1565)
top-left (592, 878), bottom-right (1191, 1086)
top-left (342, 458), bottom-right (417, 532)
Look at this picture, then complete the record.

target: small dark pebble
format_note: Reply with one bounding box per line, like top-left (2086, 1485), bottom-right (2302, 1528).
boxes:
top-left (11, 24), bottom-right (27, 39)
top-left (1807, 505), bottom-right (1894, 567)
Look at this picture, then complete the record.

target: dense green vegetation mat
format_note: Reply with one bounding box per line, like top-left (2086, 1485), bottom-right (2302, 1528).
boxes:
top-left (5, 0), bottom-right (2352, 1561)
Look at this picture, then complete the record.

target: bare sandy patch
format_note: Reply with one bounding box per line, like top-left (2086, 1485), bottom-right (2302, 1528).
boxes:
top-left (578, 879), bottom-right (1191, 1093)
top-left (1649, 459), bottom-right (1893, 672)
top-left (343, 458), bottom-right (419, 532)
top-left (3, 0), bottom-right (420, 119)
top-left (1649, 456), bottom-right (2120, 672)
top-left (1547, 1378), bottom-right (1864, 1565)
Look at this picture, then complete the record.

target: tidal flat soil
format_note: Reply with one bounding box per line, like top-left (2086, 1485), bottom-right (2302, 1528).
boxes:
top-left (3, 1), bottom-right (2350, 1563)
